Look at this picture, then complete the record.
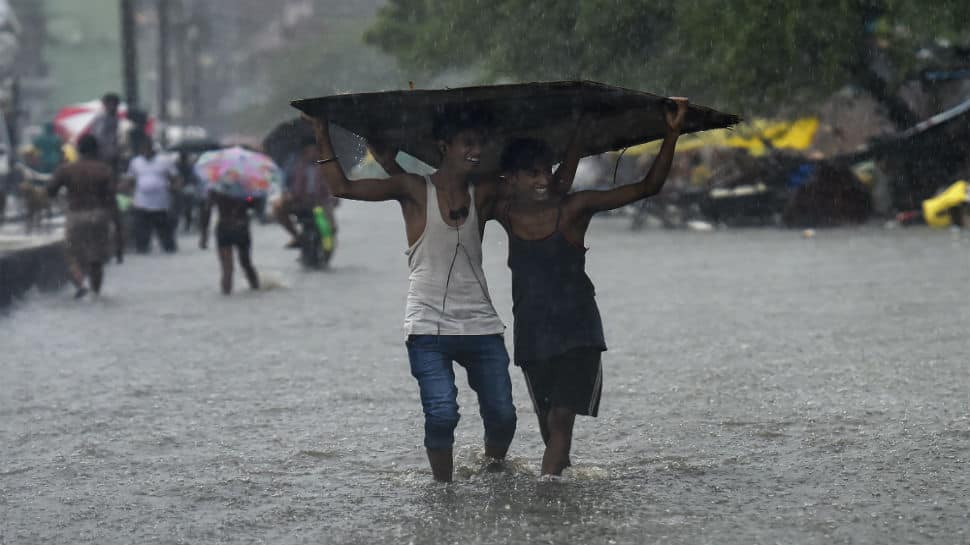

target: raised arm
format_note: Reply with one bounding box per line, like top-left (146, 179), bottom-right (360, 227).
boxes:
top-left (475, 176), bottom-right (510, 222)
top-left (552, 115), bottom-right (590, 194)
top-left (567, 98), bottom-right (688, 214)
top-left (306, 115), bottom-right (417, 202)
top-left (366, 138), bottom-right (406, 176)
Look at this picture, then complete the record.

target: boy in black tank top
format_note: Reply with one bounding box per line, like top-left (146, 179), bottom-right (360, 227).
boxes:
top-left (496, 98), bottom-right (689, 476)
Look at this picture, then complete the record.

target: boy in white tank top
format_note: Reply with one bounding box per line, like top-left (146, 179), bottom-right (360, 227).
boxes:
top-left (307, 108), bottom-right (515, 482)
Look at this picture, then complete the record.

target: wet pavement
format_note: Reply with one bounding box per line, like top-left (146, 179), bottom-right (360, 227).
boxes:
top-left (2, 200), bottom-right (969, 544)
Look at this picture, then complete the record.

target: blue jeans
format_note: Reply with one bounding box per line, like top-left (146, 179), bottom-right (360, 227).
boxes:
top-left (406, 334), bottom-right (517, 450)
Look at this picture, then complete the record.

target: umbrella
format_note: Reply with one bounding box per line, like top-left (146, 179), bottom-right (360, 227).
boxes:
top-left (53, 100), bottom-right (155, 143)
top-left (167, 137), bottom-right (222, 154)
top-left (194, 146), bottom-right (282, 199)
top-left (291, 80), bottom-right (739, 174)
top-left (262, 117), bottom-right (366, 172)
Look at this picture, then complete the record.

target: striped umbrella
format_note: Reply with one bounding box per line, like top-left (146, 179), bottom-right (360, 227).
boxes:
top-left (52, 100), bottom-right (154, 143)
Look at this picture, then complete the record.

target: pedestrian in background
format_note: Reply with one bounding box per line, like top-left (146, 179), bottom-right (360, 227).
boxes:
top-left (89, 92), bottom-right (122, 173)
top-left (175, 150), bottom-right (201, 232)
top-left (125, 137), bottom-right (179, 253)
top-left (32, 122), bottom-right (64, 174)
top-left (199, 190), bottom-right (260, 295)
top-left (47, 134), bottom-right (124, 298)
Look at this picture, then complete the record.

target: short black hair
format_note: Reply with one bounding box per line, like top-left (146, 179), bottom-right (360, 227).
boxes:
top-left (77, 134), bottom-right (99, 157)
top-left (431, 104), bottom-right (492, 142)
top-left (500, 137), bottom-right (553, 173)
top-left (102, 92), bottom-right (121, 104)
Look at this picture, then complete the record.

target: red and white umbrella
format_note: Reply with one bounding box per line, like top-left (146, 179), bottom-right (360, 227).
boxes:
top-left (52, 100), bottom-right (155, 143)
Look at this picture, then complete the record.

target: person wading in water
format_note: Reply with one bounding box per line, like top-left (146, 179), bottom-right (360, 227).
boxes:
top-left (492, 97), bottom-right (688, 476)
top-left (307, 109), bottom-right (516, 482)
top-left (47, 134), bottom-right (124, 298)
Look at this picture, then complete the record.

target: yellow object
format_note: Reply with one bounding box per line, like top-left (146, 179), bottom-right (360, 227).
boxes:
top-left (852, 161), bottom-right (877, 187)
top-left (62, 143), bottom-right (78, 163)
top-left (922, 180), bottom-right (968, 228)
top-left (628, 117), bottom-right (820, 157)
top-left (727, 117), bottom-right (820, 156)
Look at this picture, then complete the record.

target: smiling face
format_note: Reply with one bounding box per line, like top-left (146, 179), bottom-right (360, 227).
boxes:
top-left (508, 159), bottom-right (555, 202)
top-left (500, 137), bottom-right (556, 202)
top-left (439, 128), bottom-right (486, 175)
top-left (431, 106), bottom-right (493, 175)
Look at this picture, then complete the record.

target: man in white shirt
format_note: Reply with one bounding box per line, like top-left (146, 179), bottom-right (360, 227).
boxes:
top-left (126, 137), bottom-right (179, 253)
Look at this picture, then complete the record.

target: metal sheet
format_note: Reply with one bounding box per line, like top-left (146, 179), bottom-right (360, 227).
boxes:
top-left (291, 80), bottom-right (739, 174)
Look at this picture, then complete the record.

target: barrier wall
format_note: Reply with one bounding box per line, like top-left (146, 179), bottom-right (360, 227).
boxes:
top-left (0, 241), bottom-right (69, 309)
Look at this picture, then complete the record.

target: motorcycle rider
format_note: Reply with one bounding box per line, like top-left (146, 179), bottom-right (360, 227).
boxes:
top-left (273, 139), bottom-right (337, 249)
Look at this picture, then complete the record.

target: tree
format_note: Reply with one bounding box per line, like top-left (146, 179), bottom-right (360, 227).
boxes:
top-left (365, 0), bottom-right (970, 124)
top-left (365, 0), bottom-right (674, 88)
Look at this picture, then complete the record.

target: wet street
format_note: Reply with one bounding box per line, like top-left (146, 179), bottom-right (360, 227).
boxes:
top-left (2, 200), bottom-right (969, 544)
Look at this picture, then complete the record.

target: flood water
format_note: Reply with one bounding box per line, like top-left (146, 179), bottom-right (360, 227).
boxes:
top-left (2, 201), bottom-right (969, 544)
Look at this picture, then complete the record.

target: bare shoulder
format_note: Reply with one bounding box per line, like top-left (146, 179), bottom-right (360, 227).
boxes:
top-left (474, 176), bottom-right (507, 202)
top-left (562, 189), bottom-right (589, 209)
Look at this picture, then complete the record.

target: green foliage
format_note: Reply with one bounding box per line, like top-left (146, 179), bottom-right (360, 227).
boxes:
top-left (366, 0), bottom-right (673, 85)
top-left (673, 0), bottom-right (873, 109)
top-left (234, 15), bottom-right (405, 134)
top-left (366, 0), bottom-right (970, 115)
top-left (882, 0), bottom-right (970, 41)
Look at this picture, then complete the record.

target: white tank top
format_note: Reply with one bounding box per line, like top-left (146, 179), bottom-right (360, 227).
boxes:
top-left (403, 176), bottom-right (505, 337)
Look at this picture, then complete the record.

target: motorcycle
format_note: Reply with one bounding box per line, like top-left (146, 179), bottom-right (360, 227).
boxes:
top-left (296, 205), bottom-right (335, 269)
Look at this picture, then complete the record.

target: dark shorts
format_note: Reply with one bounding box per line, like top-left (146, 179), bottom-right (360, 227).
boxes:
top-left (216, 222), bottom-right (251, 250)
top-left (522, 347), bottom-right (603, 417)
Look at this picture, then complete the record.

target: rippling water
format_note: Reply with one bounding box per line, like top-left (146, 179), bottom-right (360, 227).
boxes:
top-left (2, 202), bottom-right (969, 543)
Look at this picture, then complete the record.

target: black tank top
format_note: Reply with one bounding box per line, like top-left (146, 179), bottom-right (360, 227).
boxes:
top-left (506, 204), bottom-right (606, 365)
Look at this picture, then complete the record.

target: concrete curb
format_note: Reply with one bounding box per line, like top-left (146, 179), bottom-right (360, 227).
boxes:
top-left (0, 240), bottom-right (69, 310)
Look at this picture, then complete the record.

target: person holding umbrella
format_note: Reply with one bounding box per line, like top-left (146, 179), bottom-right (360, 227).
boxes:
top-left (494, 98), bottom-right (689, 477)
top-left (307, 109), bottom-right (518, 483)
top-left (198, 191), bottom-right (260, 295)
top-left (196, 146), bottom-right (280, 294)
